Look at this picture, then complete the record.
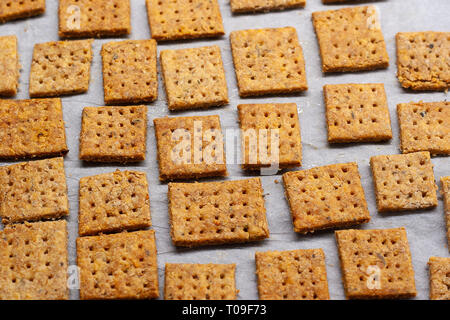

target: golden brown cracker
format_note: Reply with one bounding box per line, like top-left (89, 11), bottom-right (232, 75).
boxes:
top-left (102, 40), bottom-right (158, 105)
top-left (160, 45), bottom-right (228, 110)
top-left (79, 105), bottom-right (147, 162)
top-left (441, 177), bottom-right (450, 252)
top-left (230, 27), bottom-right (307, 97)
top-left (164, 263), bottom-right (237, 300)
top-left (312, 5), bottom-right (389, 72)
top-left (237, 103), bottom-right (302, 169)
top-left (428, 257), bottom-right (450, 300)
top-left (29, 39), bottom-right (93, 98)
top-left (370, 151), bottom-right (438, 212)
top-left (0, 35), bottom-right (19, 96)
top-left (336, 228), bottom-right (416, 299)
top-left (0, 98), bottom-right (68, 160)
top-left (78, 170), bottom-right (151, 236)
top-left (396, 32), bottom-right (449, 91)
top-left (0, 220), bottom-right (68, 300)
top-left (230, 0), bottom-right (305, 13)
top-left (168, 178), bottom-right (269, 247)
top-left (77, 230), bottom-right (159, 300)
top-left (324, 83), bottom-right (392, 143)
top-left (397, 101), bottom-right (450, 155)
top-left (145, 0), bottom-right (224, 41)
top-left (255, 249), bottom-right (329, 300)
top-left (0, 157), bottom-right (69, 224)
top-left (153, 115), bottom-right (227, 181)
top-left (282, 163), bottom-right (370, 233)
top-left (0, 0), bottom-right (45, 23)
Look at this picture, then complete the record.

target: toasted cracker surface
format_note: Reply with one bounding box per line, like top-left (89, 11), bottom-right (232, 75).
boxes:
top-left (146, 0), bottom-right (224, 41)
top-left (428, 257), bottom-right (450, 300)
top-left (283, 163), bottom-right (370, 233)
top-left (0, 157), bottom-right (69, 224)
top-left (29, 39), bottom-right (93, 98)
top-left (168, 178), bottom-right (269, 247)
top-left (324, 83), bottom-right (392, 143)
top-left (0, 35), bottom-right (19, 96)
top-left (441, 177), bottom-right (450, 252)
top-left (396, 32), bottom-right (449, 91)
top-left (77, 230), bottom-right (159, 300)
top-left (0, 220), bottom-right (68, 300)
top-left (238, 103), bottom-right (302, 169)
top-left (0, 98), bottom-right (68, 160)
top-left (370, 151), bottom-right (438, 212)
top-left (165, 263), bottom-right (237, 300)
top-left (230, 27), bottom-right (307, 96)
top-left (336, 228), bottom-right (417, 299)
top-left (397, 101), bottom-right (449, 155)
top-left (256, 249), bottom-right (329, 300)
top-left (312, 5), bottom-right (389, 72)
top-left (79, 105), bottom-right (147, 162)
top-left (79, 170), bottom-right (151, 236)
top-left (154, 115), bottom-right (227, 180)
top-left (230, 0), bottom-right (305, 13)
top-left (0, 0), bottom-right (45, 23)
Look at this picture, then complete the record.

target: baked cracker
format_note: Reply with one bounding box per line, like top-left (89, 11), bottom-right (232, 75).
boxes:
top-left (428, 257), bottom-right (450, 300)
top-left (0, 35), bottom-right (19, 96)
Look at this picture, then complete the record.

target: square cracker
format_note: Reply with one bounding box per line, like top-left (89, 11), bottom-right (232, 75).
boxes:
top-left (0, 0), bottom-right (45, 23)
top-left (230, 27), bottom-right (307, 97)
top-left (102, 40), bottom-right (158, 105)
top-left (0, 220), bottom-right (68, 300)
top-left (428, 257), bottom-right (450, 300)
top-left (160, 46), bottom-right (228, 110)
top-left (58, 0), bottom-right (131, 38)
top-left (370, 151), bottom-right (438, 212)
top-left (154, 115), bottom-right (227, 181)
top-left (230, 0), bottom-right (305, 13)
top-left (168, 178), bottom-right (269, 247)
top-left (79, 105), bottom-right (147, 162)
top-left (335, 228), bottom-right (417, 299)
top-left (0, 98), bottom-right (68, 160)
top-left (282, 162), bottom-right (370, 234)
top-left (396, 32), bottom-right (449, 91)
top-left (145, 0), bottom-right (224, 41)
top-left (324, 83), bottom-right (392, 143)
top-left (29, 39), bottom-right (93, 98)
top-left (165, 263), bottom-right (237, 300)
top-left (312, 6), bottom-right (389, 72)
top-left (0, 157), bottom-right (69, 224)
top-left (441, 177), bottom-right (450, 251)
top-left (0, 35), bottom-right (19, 96)
top-left (255, 249), bottom-right (329, 300)
top-left (397, 101), bottom-right (450, 155)
top-left (78, 170), bottom-right (151, 236)
top-left (77, 230), bottom-right (159, 300)
top-left (238, 103), bottom-right (302, 170)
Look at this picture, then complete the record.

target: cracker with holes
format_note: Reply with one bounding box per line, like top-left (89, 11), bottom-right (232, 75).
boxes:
top-left (79, 105), bottom-right (147, 162)
top-left (336, 228), bottom-right (416, 299)
top-left (79, 170), bottom-right (151, 236)
top-left (0, 220), bottom-right (68, 300)
top-left (0, 98), bottom-right (68, 160)
top-left (441, 177), bottom-right (450, 251)
top-left (154, 115), bottom-right (227, 181)
top-left (160, 46), bottom-right (228, 110)
top-left (29, 39), bottom-right (93, 98)
top-left (428, 257), bottom-right (450, 300)
top-left (168, 178), bottom-right (269, 247)
top-left (396, 32), bottom-right (450, 91)
top-left (370, 151), bottom-right (438, 212)
top-left (145, 0), bottom-right (224, 41)
top-left (0, 0), bottom-right (45, 23)
top-left (256, 249), bottom-right (329, 300)
top-left (59, 0), bottom-right (131, 38)
top-left (165, 263), bottom-right (237, 300)
top-left (230, 0), bottom-right (305, 13)
top-left (312, 6), bottom-right (389, 72)
top-left (230, 27), bottom-right (307, 97)
top-left (102, 40), bottom-right (158, 105)
top-left (238, 103), bottom-right (302, 170)
top-left (0, 157), bottom-right (69, 224)
top-left (282, 163), bottom-right (370, 234)
top-left (397, 101), bottom-right (450, 155)
top-left (324, 83), bottom-right (392, 143)
top-left (0, 35), bottom-right (19, 96)
top-left (77, 230), bottom-right (159, 300)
